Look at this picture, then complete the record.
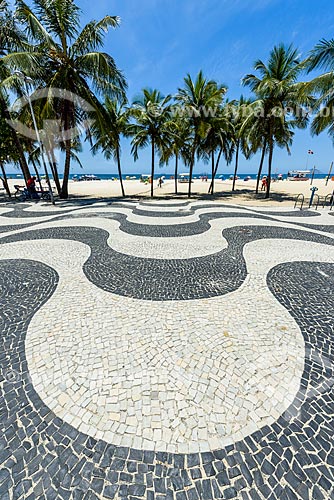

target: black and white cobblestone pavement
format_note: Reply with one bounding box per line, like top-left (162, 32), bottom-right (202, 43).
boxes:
top-left (0, 200), bottom-right (333, 499)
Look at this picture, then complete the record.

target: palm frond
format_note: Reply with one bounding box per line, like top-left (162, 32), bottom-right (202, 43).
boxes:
top-left (15, 0), bottom-right (57, 47)
top-left (307, 38), bottom-right (334, 72)
top-left (71, 16), bottom-right (120, 57)
top-left (75, 51), bottom-right (127, 99)
top-left (32, 0), bottom-right (80, 43)
top-left (1, 51), bottom-right (46, 79)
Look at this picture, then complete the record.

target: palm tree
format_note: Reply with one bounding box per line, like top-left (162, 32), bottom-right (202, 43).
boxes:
top-left (305, 39), bottom-right (334, 141)
top-left (239, 101), bottom-right (269, 194)
top-left (202, 106), bottom-right (234, 195)
top-left (0, 103), bottom-right (21, 196)
top-left (3, 0), bottom-right (127, 198)
top-left (227, 98), bottom-right (252, 192)
top-left (91, 97), bottom-right (128, 197)
top-left (128, 88), bottom-right (171, 198)
top-left (160, 116), bottom-right (191, 195)
top-left (0, 0), bottom-right (32, 183)
top-left (243, 44), bottom-right (308, 198)
top-left (242, 99), bottom-right (296, 195)
top-left (176, 71), bottom-right (227, 197)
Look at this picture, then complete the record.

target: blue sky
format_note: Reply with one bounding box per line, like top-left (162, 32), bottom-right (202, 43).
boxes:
top-left (8, 0), bottom-right (334, 175)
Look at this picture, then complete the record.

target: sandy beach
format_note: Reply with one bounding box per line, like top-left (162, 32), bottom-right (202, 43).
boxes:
top-left (3, 176), bottom-right (334, 206)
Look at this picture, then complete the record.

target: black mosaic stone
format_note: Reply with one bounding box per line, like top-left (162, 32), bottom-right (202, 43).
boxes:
top-left (239, 206), bottom-right (321, 218)
top-left (0, 203), bottom-right (82, 219)
top-left (1, 223), bottom-right (334, 301)
top-left (289, 221), bottom-right (334, 234)
top-left (0, 202), bottom-right (328, 243)
top-left (1, 205), bottom-right (334, 498)
top-left (1, 199), bottom-right (321, 219)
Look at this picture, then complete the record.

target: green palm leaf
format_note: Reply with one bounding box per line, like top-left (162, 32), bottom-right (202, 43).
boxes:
top-left (71, 16), bottom-right (120, 56)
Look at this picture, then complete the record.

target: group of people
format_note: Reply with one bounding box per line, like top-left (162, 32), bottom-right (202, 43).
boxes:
top-left (261, 174), bottom-right (284, 190)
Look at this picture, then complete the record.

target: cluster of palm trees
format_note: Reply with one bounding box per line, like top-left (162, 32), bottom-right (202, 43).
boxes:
top-left (1, 0), bottom-right (334, 199)
top-left (0, 0), bottom-right (126, 198)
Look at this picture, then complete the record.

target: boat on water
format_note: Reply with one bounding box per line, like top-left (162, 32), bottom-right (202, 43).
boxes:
top-left (287, 170), bottom-right (310, 181)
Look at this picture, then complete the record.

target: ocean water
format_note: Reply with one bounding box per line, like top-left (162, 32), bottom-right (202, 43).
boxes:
top-left (8, 172), bottom-right (329, 181)
top-left (68, 173), bottom-right (329, 181)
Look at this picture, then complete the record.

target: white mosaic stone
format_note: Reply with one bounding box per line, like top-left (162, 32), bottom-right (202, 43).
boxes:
top-left (1, 209), bottom-right (333, 259)
top-left (1, 235), bottom-right (333, 452)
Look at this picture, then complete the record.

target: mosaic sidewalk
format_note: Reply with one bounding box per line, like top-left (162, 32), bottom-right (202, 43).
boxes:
top-left (0, 200), bottom-right (333, 500)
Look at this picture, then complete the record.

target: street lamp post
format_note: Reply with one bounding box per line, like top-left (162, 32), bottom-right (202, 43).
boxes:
top-left (14, 71), bottom-right (55, 205)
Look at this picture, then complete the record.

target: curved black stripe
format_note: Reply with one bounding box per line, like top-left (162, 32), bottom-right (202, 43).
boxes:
top-left (139, 200), bottom-right (193, 208)
top-left (0, 210), bottom-right (272, 238)
top-left (131, 204), bottom-right (229, 218)
top-left (0, 205), bottom-right (83, 219)
top-left (289, 222), bottom-right (334, 234)
top-left (1, 225), bottom-right (333, 301)
top-left (241, 207), bottom-right (321, 218)
top-left (132, 206), bottom-right (322, 219)
top-left (69, 210), bottom-right (277, 237)
top-left (0, 200), bottom-right (322, 220)
top-left (1, 259), bottom-right (334, 499)
top-left (137, 200), bottom-right (322, 218)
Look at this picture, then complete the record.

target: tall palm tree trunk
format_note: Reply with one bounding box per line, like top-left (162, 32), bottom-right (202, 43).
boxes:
top-left (211, 150), bottom-right (215, 195)
top-left (0, 96), bottom-right (31, 183)
top-left (61, 141), bottom-right (71, 199)
top-left (116, 146), bottom-right (125, 197)
top-left (266, 138), bottom-right (274, 199)
top-left (232, 141), bottom-right (240, 191)
top-left (188, 148), bottom-right (195, 198)
top-left (45, 150), bottom-right (60, 195)
top-left (256, 141), bottom-right (267, 194)
top-left (0, 162), bottom-right (11, 197)
top-left (208, 148), bottom-right (223, 194)
top-left (151, 138), bottom-right (155, 198)
top-left (49, 149), bottom-right (62, 195)
top-left (174, 154), bottom-right (178, 195)
top-left (60, 103), bottom-right (72, 199)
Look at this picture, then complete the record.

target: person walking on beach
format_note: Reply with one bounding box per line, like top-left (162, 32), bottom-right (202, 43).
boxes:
top-left (261, 176), bottom-right (267, 191)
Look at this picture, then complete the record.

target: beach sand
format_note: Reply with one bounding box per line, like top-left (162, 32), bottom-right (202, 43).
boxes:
top-left (4, 177), bottom-right (334, 206)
